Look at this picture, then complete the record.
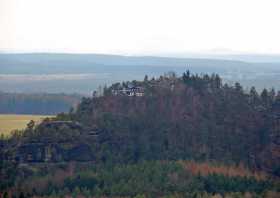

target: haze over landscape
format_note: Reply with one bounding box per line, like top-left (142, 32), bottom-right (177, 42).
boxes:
top-left (1, 0), bottom-right (280, 54)
top-left (1, 0), bottom-right (280, 198)
top-left (1, 0), bottom-right (280, 95)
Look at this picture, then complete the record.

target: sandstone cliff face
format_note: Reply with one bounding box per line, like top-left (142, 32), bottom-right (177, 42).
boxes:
top-left (7, 121), bottom-right (98, 163)
top-left (15, 143), bottom-right (95, 162)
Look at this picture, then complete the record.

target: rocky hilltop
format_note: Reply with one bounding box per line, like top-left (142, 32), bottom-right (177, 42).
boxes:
top-left (1, 71), bottom-right (280, 176)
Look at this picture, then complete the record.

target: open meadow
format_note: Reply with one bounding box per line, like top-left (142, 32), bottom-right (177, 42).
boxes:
top-left (0, 114), bottom-right (52, 136)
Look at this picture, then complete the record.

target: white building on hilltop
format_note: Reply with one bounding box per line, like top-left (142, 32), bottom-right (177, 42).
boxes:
top-left (113, 86), bottom-right (144, 97)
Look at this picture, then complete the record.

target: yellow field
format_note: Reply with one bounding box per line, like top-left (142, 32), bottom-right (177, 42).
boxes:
top-left (0, 114), bottom-right (53, 136)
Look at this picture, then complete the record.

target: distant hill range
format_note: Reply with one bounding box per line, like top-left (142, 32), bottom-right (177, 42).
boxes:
top-left (0, 53), bottom-right (280, 94)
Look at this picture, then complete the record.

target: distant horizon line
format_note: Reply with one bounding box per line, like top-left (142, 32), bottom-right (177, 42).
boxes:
top-left (1, 49), bottom-right (280, 57)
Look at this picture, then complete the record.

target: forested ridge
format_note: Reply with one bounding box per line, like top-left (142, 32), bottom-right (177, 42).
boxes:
top-left (1, 71), bottom-right (280, 197)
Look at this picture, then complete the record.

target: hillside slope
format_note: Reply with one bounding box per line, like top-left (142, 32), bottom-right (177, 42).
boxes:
top-left (2, 71), bottom-right (279, 173)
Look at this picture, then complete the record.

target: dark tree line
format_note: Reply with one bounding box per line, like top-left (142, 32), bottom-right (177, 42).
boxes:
top-left (0, 92), bottom-right (81, 115)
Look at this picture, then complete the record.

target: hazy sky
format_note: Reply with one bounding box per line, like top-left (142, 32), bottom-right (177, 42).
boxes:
top-left (1, 0), bottom-right (280, 54)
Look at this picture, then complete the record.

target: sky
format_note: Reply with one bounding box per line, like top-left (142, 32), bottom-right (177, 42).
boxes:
top-left (1, 0), bottom-right (280, 55)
